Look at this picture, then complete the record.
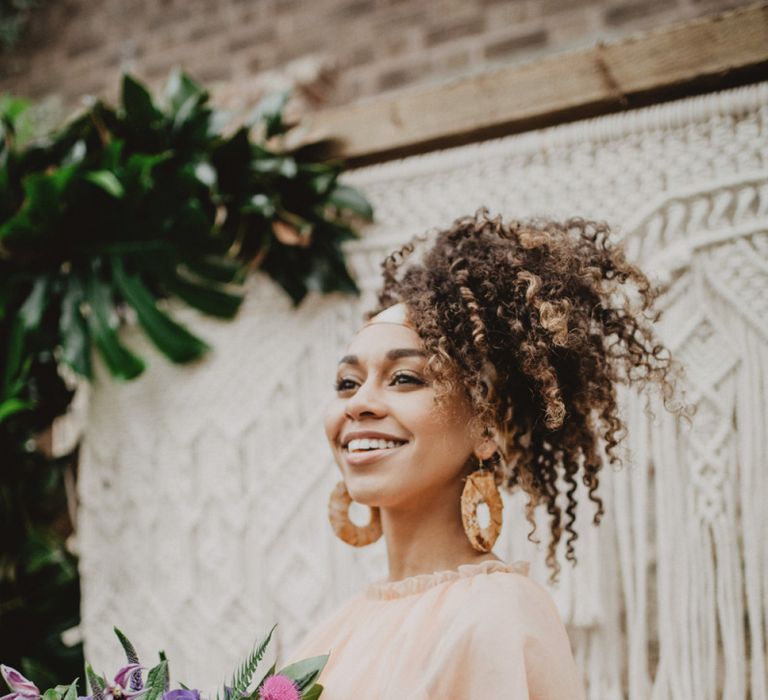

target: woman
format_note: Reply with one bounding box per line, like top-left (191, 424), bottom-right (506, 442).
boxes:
top-left (288, 210), bottom-right (678, 698)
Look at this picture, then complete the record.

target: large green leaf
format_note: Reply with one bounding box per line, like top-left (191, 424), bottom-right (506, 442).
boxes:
top-left (0, 164), bottom-right (78, 242)
top-left (276, 654), bottom-right (329, 691)
top-left (327, 184), bottom-right (373, 220)
top-left (123, 151), bottom-right (172, 195)
top-left (59, 276), bottom-right (92, 378)
top-left (301, 684), bottom-right (323, 700)
top-left (179, 254), bottom-right (245, 285)
top-left (159, 266), bottom-right (243, 319)
top-left (122, 75), bottom-right (163, 129)
top-left (0, 396), bottom-right (32, 422)
top-left (164, 70), bottom-right (207, 115)
top-left (112, 257), bottom-right (210, 363)
top-left (84, 170), bottom-right (125, 199)
top-left (2, 316), bottom-right (27, 398)
top-left (248, 90), bottom-right (290, 139)
top-left (18, 276), bottom-right (50, 330)
top-left (83, 271), bottom-right (145, 380)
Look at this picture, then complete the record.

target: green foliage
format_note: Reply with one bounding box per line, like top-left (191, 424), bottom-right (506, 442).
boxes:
top-left (114, 626), bottom-right (140, 665)
top-left (274, 655), bottom-right (328, 697)
top-left (220, 625), bottom-right (275, 700)
top-left (0, 70), bottom-right (370, 690)
top-left (144, 660), bottom-right (169, 700)
top-left (0, 69), bottom-right (367, 384)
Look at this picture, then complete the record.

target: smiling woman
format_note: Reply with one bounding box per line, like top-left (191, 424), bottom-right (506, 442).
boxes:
top-left (286, 209), bottom-right (681, 699)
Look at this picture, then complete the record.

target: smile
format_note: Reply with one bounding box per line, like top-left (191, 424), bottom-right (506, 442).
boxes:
top-left (345, 438), bottom-right (407, 452)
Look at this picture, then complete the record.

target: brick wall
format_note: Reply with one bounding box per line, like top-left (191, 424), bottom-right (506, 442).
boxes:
top-left (0, 0), bottom-right (756, 121)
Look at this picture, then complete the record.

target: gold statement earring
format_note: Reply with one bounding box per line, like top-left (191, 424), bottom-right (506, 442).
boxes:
top-left (328, 481), bottom-right (382, 546)
top-left (461, 457), bottom-right (504, 552)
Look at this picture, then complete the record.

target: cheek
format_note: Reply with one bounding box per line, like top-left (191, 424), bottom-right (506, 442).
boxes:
top-left (420, 399), bottom-right (475, 452)
top-left (324, 399), bottom-right (343, 446)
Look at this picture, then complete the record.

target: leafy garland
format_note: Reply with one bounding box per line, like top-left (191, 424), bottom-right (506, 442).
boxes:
top-left (0, 70), bottom-right (370, 685)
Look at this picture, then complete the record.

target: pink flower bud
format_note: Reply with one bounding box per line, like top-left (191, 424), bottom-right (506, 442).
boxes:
top-left (257, 675), bottom-right (299, 700)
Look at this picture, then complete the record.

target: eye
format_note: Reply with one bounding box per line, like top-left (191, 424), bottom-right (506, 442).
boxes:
top-left (334, 377), bottom-right (358, 392)
top-left (390, 372), bottom-right (424, 386)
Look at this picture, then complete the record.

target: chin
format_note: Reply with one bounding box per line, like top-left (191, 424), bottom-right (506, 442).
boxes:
top-left (344, 474), bottom-right (392, 508)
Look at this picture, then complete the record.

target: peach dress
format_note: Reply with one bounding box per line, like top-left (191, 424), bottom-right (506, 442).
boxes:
top-left (287, 559), bottom-right (586, 699)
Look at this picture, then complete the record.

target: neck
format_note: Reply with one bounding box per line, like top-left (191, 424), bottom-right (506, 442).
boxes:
top-left (379, 473), bottom-right (502, 582)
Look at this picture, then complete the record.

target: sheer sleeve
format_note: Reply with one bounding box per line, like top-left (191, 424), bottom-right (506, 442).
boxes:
top-left (424, 572), bottom-right (587, 699)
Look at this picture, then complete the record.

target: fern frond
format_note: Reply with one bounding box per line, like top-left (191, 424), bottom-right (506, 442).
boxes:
top-left (223, 625), bottom-right (276, 700)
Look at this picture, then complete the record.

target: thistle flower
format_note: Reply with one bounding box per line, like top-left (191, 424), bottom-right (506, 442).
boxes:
top-left (257, 676), bottom-right (299, 700)
top-left (0, 666), bottom-right (40, 700)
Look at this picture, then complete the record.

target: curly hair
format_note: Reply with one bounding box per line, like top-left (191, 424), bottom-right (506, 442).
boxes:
top-left (367, 209), bottom-right (683, 582)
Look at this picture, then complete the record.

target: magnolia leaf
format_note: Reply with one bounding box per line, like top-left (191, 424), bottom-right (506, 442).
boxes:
top-left (276, 655), bottom-right (329, 691)
top-left (164, 70), bottom-right (207, 116)
top-left (160, 268), bottom-right (243, 319)
top-left (123, 151), bottom-right (172, 194)
top-left (122, 75), bottom-right (162, 127)
top-left (84, 171), bottom-right (125, 198)
top-left (252, 156), bottom-right (297, 178)
top-left (301, 684), bottom-right (323, 700)
top-left (0, 397), bottom-right (33, 422)
top-left (112, 258), bottom-right (210, 364)
top-left (59, 276), bottom-right (92, 378)
top-left (1, 317), bottom-right (27, 398)
top-left (327, 184), bottom-right (373, 221)
top-left (248, 90), bottom-right (290, 139)
top-left (61, 140), bottom-right (87, 167)
top-left (180, 255), bottom-right (245, 285)
top-left (18, 276), bottom-right (49, 330)
top-left (84, 272), bottom-right (145, 380)
top-left (42, 688), bottom-right (60, 700)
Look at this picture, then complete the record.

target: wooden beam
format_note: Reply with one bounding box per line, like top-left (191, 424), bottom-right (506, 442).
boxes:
top-left (301, 3), bottom-right (768, 165)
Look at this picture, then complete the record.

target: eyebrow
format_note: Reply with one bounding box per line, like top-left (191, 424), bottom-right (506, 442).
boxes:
top-left (338, 348), bottom-right (426, 366)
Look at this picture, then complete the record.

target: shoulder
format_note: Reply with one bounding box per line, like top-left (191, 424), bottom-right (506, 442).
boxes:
top-left (465, 568), bottom-right (563, 631)
top-left (452, 569), bottom-right (585, 698)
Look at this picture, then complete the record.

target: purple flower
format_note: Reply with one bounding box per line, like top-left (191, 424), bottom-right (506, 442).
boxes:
top-left (162, 690), bottom-right (199, 700)
top-left (103, 665), bottom-right (146, 700)
top-left (0, 666), bottom-right (40, 700)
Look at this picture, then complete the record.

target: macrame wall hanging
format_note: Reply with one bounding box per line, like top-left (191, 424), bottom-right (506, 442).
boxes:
top-left (73, 82), bottom-right (768, 699)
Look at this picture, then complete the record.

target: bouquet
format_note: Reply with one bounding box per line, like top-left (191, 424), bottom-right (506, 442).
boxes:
top-left (1, 627), bottom-right (327, 700)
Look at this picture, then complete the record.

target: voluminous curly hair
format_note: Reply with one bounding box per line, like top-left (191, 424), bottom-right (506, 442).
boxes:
top-left (367, 209), bottom-right (681, 582)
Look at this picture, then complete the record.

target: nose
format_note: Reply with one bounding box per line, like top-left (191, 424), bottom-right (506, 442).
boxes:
top-left (344, 377), bottom-right (387, 421)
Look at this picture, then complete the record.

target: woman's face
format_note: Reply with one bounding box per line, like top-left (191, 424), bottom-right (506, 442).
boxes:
top-left (324, 321), bottom-right (481, 511)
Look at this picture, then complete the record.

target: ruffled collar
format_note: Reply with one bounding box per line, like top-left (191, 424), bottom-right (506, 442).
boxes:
top-left (364, 559), bottom-right (530, 601)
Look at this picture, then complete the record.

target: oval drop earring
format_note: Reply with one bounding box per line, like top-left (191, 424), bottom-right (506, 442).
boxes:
top-left (328, 481), bottom-right (383, 546)
top-left (461, 458), bottom-right (504, 552)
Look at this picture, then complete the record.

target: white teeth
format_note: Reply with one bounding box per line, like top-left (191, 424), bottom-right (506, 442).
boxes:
top-left (346, 438), bottom-right (405, 452)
